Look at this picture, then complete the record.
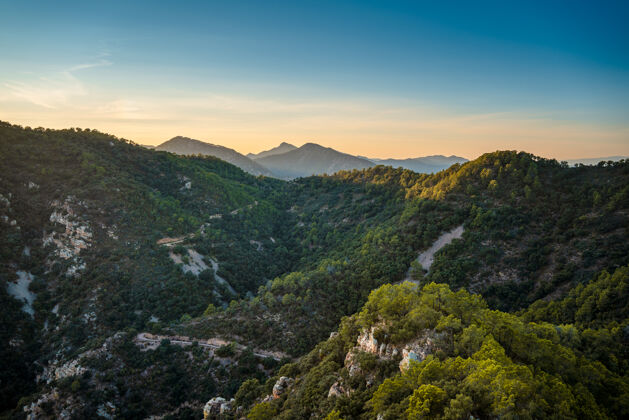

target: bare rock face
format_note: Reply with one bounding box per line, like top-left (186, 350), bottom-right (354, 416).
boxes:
top-left (344, 351), bottom-right (363, 377)
top-left (96, 402), bottom-right (116, 419)
top-left (399, 332), bottom-right (436, 371)
top-left (335, 327), bottom-right (438, 403)
top-left (43, 196), bottom-right (92, 276)
top-left (38, 332), bottom-right (126, 385)
top-left (23, 389), bottom-right (60, 419)
top-left (272, 376), bottom-right (294, 399)
top-left (203, 397), bottom-right (234, 419)
top-left (54, 359), bottom-right (87, 381)
top-left (357, 327), bottom-right (380, 354)
top-left (23, 389), bottom-right (82, 420)
top-left (351, 325), bottom-right (437, 372)
top-left (355, 326), bottom-right (399, 360)
top-left (328, 380), bottom-right (349, 398)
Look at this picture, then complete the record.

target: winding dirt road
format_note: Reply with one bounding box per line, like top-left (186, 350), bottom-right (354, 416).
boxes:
top-left (135, 333), bottom-right (286, 361)
top-left (402, 224), bottom-right (465, 282)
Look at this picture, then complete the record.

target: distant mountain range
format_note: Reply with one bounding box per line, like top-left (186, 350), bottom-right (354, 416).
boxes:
top-left (566, 156), bottom-right (628, 166)
top-left (154, 136), bottom-right (273, 177)
top-left (155, 137), bottom-right (470, 178)
top-left (247, 142), bottom-right (297, 159)
top-left (370, 155), bottom-right (469, 173)
top-left (254, 142), bottom-right (375, 178)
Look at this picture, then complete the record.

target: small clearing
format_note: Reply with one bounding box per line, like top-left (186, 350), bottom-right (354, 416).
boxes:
top-left (157, 234), bottom-right (194, 246)
top-left (6, 271), bottom-right (36, 316)
top-left (169, 249), bottom-right (209, 275)
top-left (169, 249), bottom-right (237, 295)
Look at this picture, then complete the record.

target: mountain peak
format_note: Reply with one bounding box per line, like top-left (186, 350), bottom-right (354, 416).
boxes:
top-left (300, 142), bottom-right (327, 150)
top-left (155, 136), bottom-right (273, 176)
top-left (255, 142), bottom-right (374, 179)
top-left (248, 142), bottom-right (297, 160)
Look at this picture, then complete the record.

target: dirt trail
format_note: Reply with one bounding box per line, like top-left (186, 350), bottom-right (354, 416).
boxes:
top-left (209, 258), bottom-right (237, 295)
top-left (403, 225), bottom-right (465, 281)
top-left (417, 225), bottom-right (464, 270)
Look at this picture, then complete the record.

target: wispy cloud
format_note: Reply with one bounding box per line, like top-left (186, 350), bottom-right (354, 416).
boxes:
top-left (4, 73), bottom-right (85, 109)
top-left (3, 56), bottom-right (112, 109)
top-left (68, 58), bottom-right (112, 72)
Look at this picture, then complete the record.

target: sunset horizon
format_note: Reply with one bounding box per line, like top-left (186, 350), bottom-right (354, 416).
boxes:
top-left (2, 1), bottom-right (627, 160)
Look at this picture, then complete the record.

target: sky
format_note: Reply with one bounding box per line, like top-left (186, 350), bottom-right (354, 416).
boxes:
top-left (0, 0), bottom-right (628, 159)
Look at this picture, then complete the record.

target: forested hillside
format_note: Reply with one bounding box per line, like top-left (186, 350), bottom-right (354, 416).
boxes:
top-left (336, 153), bottom-right (629, 310)
top-left (186, 151), bottom-right (628, 358)
top-left (240, 276), bottom-right (629, 419)
top-left (1, 121), bottom-right (627, 419)
top-left (0, 122), bottom-right (294, 417)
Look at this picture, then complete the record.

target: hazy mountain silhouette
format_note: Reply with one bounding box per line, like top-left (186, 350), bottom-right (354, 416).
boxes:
top-left (247, 142), bottom-right (297, 159)
top-left (371, 155), bottom-right (468, 173)
top-left (566, 156), bottom-right (628, 166)
top-left (155, 136), bottom-right (273, 176)
top-left (255, 142), bottom-right (375, 179)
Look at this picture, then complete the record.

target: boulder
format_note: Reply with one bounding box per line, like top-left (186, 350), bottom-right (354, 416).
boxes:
top-left (328, 380), bottom-right (349, 398)
top-left (203, 397), bottom-right (234, 419)
top-left (272, 376), bottom-right (294, 399)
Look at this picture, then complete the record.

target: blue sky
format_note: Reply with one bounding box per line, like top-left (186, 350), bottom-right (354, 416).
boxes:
top-left (1, 0), bottom-right (627, 158)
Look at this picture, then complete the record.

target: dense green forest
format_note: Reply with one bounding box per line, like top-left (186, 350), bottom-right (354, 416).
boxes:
top-left (0, 121), bottom-right (627, 418)
top-left (183, 150), bottom-right (629, 358)
top-left (241, 273), bottom-right (629, 419)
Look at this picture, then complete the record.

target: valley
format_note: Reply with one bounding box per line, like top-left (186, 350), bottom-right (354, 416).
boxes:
top-left (1, 122), bottom-right (628, 419)
top-left (2, 1), bottom-right (627, 418)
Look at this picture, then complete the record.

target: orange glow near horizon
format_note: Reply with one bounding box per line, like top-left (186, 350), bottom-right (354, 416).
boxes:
top-left (2, 106), bottom-right (627, 161)
top-left (1, 86), bottom-right (627, 160)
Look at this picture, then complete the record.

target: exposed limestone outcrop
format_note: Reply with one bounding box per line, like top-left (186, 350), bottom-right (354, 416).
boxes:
top-left (203, 397), bottom-right (234, 418)
top-left (6, 271), bottom-right (36, 316)
top-left (328, 380), bottom-right (349, 398)
top-left (349, 324), bottom-right (437, 372)
top-left (355, 326), bottom-right (399, 360)
top-left (344, 351), bottom-right (363, 377)
top-left (23, 389), bottom-right (62, 420)
top-left (333, 326), bottom-right (438, 399)
top-left (38, 332), bottom-right (125, 384)
top-left (43, 196), bottom-right (92, 276)
top-left (272, 376), bottom-right (294, 399)
top-left (96, 402), bottom-right (116, 419)
top-left (0, 192), bottom-right (10, 207)
top-left (169, 248), bottom-right (209, 276)
top-left (398, 332), bottom-right (436, 371)
top-left (260, 376), bottom-right (294, 403)
top-left (179, 175), bottom-right (192, 190)
top-left (53, 359), bottom-right (87, 381)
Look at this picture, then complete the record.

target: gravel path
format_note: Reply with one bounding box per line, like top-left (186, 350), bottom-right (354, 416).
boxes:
top-left (417, 225), bottom-right (464, 270)
top-left (403, 225), bottom-right (465, 282)
top-left (135, 333), bottom-right (286, 361)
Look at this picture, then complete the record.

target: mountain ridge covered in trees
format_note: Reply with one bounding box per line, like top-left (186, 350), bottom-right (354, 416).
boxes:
top-left (0, 121), bottom-right (627, 418)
